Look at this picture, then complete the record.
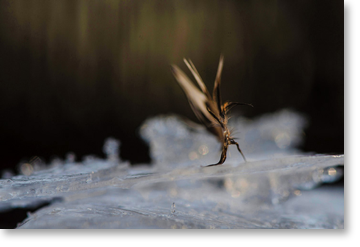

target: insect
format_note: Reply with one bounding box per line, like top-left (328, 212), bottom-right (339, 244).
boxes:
top-left (171, 55), bottom-right (253, 167)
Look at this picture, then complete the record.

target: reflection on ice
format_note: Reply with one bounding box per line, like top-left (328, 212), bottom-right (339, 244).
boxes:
top-left (0, 109), bottom-right (344, 228)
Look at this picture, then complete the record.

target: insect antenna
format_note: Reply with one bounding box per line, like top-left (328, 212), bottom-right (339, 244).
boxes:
top-left (224, 102), bottom-right (254, 114)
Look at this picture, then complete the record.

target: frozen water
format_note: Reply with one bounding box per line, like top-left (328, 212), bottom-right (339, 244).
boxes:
top-left (0, 109), bottom-right (344, 229)
top-left (103, 137), bottom-right (121, 163)
top-left (140, 110), bottom-right (308, 168)
top-left (17, 186), bottom-right (343, 229)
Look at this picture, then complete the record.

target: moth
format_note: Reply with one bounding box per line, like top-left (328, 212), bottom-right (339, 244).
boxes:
top-left (171, 55), bottom-right (253, 167)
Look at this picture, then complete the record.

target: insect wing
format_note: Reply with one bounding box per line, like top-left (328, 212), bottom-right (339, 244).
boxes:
top-left (213, 55), bottom-right (224, 118)
top-left (171, 65), bottom-right (213, 125)
top-left (183, 59), bottom-right (212, 100)
top-left (171, 64), bottom-right (223, 140)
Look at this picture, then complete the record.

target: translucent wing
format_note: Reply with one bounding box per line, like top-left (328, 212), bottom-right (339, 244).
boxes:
top-left (213, 55), bottom-right (224, 119)
top-left (171, 64), bottom-right (223, 140)
top-left (183, 59), bottom-right (212, 100)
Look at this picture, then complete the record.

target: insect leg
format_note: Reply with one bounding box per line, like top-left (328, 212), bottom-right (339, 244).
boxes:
top-left (205, 144), bottom-right (228, 167)
top-left (230, 139), bottom-right (247, 162)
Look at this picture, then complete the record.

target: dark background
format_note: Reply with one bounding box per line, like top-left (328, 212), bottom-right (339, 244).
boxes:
top-left (0, 0), bottom-right (343, 174)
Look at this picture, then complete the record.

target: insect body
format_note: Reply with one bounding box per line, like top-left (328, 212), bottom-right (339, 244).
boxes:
top-left (171, 55), bottom-right (252, 166)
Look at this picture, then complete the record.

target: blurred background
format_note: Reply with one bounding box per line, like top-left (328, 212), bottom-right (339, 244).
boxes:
top-left (0, 0), bottom-right (343, 174)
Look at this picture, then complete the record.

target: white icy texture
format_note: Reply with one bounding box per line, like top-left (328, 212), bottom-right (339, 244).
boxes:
top-left (140, 110), bottom-right (308, 168)
top-left (0, 109), bottom-right (344, 229)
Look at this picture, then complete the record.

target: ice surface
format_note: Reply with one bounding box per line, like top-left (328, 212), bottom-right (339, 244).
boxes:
top-left (140, 110), bottom-right (308, 167)
top-left (0, 109), bottom-right (344, 229)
